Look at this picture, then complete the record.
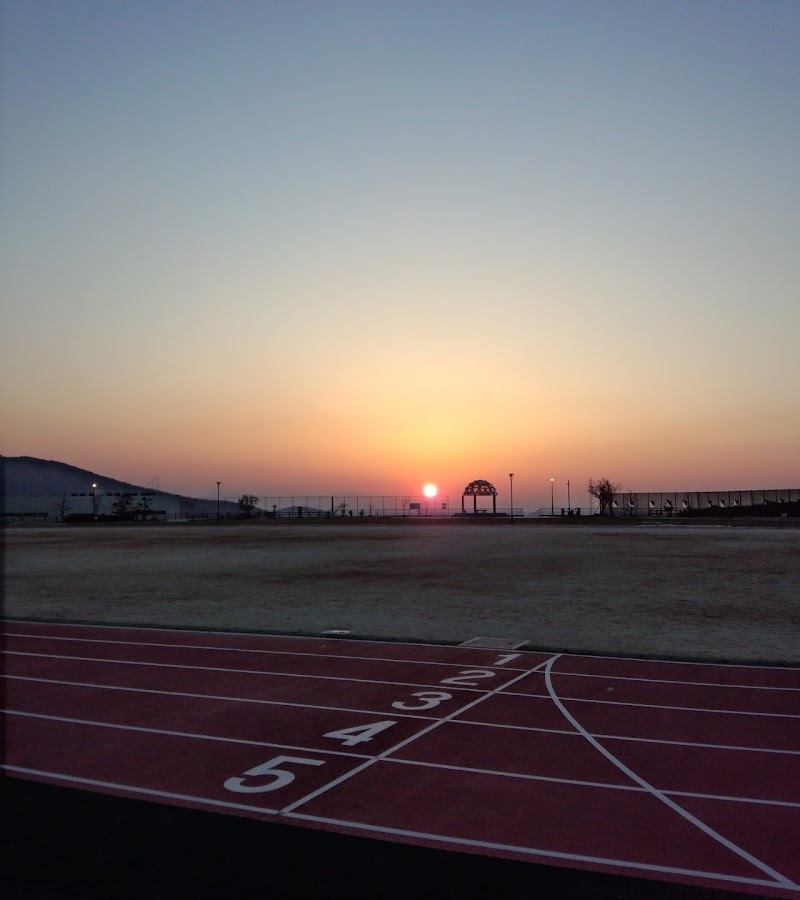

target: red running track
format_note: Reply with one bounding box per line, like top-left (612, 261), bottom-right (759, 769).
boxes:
top-left (3, 619), bottom-right (799, 897)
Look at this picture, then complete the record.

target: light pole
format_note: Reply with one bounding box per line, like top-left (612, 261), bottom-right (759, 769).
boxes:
top-left (567, 479), bottom-right (571, 514)
top-left (509, 473), bottom-right (514, 523)
top-left (550, 478), bottom-right (554, 516)
top-left (216, 482), bottom-right (221, 523)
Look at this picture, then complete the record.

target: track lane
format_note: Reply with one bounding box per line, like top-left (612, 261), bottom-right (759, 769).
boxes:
top-left (3, 619), bottom-right (799, 899)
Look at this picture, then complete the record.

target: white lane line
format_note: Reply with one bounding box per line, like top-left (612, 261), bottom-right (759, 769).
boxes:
top-left (386, 758), bottom-right (800, 808)
top-left (2, 765), bottom-right (283, 815)
top-left (453, 716), bottom-right (800, 755)
top-left (21, 651), bottom-right (792, 721)
top-left (4, 763), bottom-right (793, 892)
top-left (7, 706), bottom-right (798, 813)
top-left (285, 811), bottom-right (796, 892)
top-left (3, 650), bottom-right (490, 694)
top-left (15, 670), bottom-right (800, 770)
top-left (384, 758), bottom-right (800, 809)
top-left (10, 673), bottom-right (799, 800)
top-left (11, 671), bottom-right (785, 757)
top-left (5, 620), bottom-right (799, 676)
top-left (502, 688), bottom-right (800, 719)
top-left (2, 674), bottom-right (437, 722)
top-left (595, 730), bottom-right (800, 756)
top-left (555, 651), bottom-right (800, 674)
top-left (544, 657), bottom-right (798, 890)
top-left (0, 632), bottom-right (529, 672)
top-left (9, 672), bottom-right (799, 757)
top-left (6, 620), bottom-right (797, 687)
top-left (279, 656), bottom-right (558, 815)
top-left (3, 709), bottom-right (371, 759)
top-left (552, 670), bottom-right (800, 692)
top-left (665, 789), bottom-right (800, 810)
top-left (384, 757), bottom-right (641, 792)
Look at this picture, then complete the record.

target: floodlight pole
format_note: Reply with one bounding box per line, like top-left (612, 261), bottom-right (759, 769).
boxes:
top-left (509, 473), bottom-right (514, 523)
top-left (550, 478), bottom-right (554, 516)
top-left (216, 482), bottom-right (221, 523)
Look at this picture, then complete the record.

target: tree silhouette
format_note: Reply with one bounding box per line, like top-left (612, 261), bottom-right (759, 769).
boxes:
top-left (56, 492), bottom-right (71, 522)
top-left (111, 493), bottom-right (135, 517)
top-left (135, 494), bottom-right (154, 520)
top-left (238, 494), bottom-right (259, 517)
top-left (588, 478), bottom-right (621, 515)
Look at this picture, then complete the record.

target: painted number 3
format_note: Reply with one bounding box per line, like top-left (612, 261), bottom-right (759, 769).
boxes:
top-left (392, 691), bottom-right (452, 711)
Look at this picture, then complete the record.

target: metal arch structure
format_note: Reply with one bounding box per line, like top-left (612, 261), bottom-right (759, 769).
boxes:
top-left (462, 479), bottom-right (497, 515)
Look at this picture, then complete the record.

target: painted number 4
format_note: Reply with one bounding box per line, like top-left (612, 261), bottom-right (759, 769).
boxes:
top-left (323, 720), bottom-right (397, 746)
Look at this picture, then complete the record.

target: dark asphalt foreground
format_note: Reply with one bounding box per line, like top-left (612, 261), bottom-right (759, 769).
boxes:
top-left (4, 773), bottom-right (753, 900)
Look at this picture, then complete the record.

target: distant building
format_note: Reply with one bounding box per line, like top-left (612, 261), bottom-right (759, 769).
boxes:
top-left (609, 488), bottom-right (799, 517)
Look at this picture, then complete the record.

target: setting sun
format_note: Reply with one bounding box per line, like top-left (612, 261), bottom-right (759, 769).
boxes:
top-left (422, 483), bottom-right (437, 498)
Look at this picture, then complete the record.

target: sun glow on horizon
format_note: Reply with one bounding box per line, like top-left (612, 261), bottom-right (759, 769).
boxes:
top-left (422, 483), bottom-right (438, 498)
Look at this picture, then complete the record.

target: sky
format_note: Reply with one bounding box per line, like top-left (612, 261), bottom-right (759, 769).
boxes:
top-left (2, 0), bottom-right (798, 511)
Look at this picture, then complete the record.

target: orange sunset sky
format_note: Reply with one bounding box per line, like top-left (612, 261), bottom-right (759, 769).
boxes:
top-left (2, 2), bottom-right (798, 512)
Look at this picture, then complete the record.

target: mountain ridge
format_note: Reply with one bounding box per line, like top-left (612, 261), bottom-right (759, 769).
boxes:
top-left (1, 456), bottom-right (230, 518)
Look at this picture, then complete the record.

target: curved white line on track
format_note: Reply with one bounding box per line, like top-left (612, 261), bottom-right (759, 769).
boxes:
top-left (543, 656), bottom-right (797, 890)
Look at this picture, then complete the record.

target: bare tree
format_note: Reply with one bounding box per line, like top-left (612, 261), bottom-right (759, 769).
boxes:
top-left (134, 494), bottom-right (154, 520)
top-left (335, 501), bottom-right (348, 517)
top-left (112, 493), bottom-right (135, 518)
top-left (56, 492), bottom-right (71, 522)
top-left (588, 478), bottom-right (621, 515)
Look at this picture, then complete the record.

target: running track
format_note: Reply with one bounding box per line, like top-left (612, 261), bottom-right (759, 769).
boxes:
top-left (3, 619), bottom-right (799, 898)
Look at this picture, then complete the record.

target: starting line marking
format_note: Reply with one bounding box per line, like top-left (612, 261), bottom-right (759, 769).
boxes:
top-left (279, 657), bottom-right (557, 815)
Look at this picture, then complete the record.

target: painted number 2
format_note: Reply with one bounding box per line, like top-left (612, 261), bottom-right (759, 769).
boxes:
top-left (440, 669), bottom-right (495, 687)
top-left (224, 755), bottom-right (324, 793)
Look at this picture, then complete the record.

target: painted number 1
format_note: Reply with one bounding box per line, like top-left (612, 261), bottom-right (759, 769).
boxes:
top-left (492, 653), bottom-right (520, 666)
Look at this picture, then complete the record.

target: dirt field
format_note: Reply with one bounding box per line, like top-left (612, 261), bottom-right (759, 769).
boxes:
top-left (4, 519), bottom-right (799, 664)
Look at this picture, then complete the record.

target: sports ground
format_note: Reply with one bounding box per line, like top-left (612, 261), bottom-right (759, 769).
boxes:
top-left (3, 521), bottom-right (799, 897)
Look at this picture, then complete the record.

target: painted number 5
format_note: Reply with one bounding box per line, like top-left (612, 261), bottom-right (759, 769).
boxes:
top-left (224, 755), bottom-right (324, 793)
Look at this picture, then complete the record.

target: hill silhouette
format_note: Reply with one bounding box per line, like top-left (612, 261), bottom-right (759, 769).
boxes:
top-left (1, 456), bottom-right (235, 519)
